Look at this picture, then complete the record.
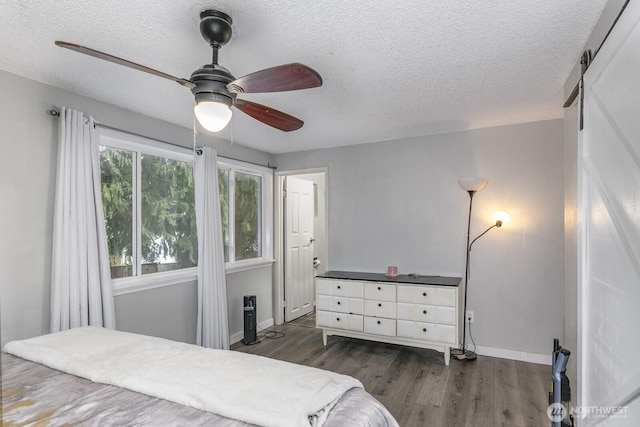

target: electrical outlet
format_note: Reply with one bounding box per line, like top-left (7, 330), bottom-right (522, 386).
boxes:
top-left (466, 310), bottom-right (474, 323)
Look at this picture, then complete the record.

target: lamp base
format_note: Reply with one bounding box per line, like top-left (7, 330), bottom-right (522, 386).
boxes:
top-left (450, 348), bottom-right (477, 362)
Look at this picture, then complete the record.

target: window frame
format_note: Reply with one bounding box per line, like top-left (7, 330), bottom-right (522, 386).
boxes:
top-left (99, 128), bottom-right (197, 296)
top-left (217, 158), bottom-right (274, 273)
top-left (98, 128), bottom-right (274, 296)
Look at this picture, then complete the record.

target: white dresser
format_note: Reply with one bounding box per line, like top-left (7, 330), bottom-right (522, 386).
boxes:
top-left (316, 271), bottom-right (462, 366)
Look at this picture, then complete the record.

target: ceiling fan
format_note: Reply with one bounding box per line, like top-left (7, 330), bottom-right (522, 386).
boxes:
top-left (55, 10), bottom-right (322, 132)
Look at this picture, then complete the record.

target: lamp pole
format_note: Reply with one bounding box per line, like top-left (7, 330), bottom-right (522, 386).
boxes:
top-left (458, 193), bottom-right (502, 361)
top-left (453, 177), bottom-right (508, 362)
top-left (459, 189), bottom-right (476, 360)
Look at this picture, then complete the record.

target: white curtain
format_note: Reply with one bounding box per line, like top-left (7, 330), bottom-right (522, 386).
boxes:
top-left (194, 147), bottom-right (229, 349)
top-left (50, 107), bottom-right (116, 332)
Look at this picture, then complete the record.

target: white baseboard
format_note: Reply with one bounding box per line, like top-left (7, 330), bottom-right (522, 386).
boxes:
top-left (230, 318), bottom-right (275, 345)
top-left (474, 344), bottom-right (551, 365)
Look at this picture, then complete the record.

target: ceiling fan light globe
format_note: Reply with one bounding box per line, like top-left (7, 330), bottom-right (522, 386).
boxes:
top-left (194, 101), bottom-right (232, 132)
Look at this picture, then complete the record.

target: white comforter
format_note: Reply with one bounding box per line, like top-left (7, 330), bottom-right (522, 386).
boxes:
top-left (4, 327), bottom-right (363, 427)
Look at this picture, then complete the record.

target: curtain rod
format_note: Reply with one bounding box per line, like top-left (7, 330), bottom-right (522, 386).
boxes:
top-left (48, 109), bottom-right (276, 170)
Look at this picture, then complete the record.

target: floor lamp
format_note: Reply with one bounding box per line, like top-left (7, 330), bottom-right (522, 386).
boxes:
top-left (452, 177), bottom-right (509, 362)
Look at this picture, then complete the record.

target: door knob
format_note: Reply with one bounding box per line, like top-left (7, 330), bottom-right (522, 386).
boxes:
top-left (309, 237), bottom-right (316, 243)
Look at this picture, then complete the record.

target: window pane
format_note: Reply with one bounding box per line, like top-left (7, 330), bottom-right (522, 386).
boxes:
top-left (140, 154), bottom-right (197, 274)
top-left (235, 172), bottom-right (261, 261)
top-left (100, 146), bottom-right (134, 278)
top-left (218, 169), bottom-right (230, 262)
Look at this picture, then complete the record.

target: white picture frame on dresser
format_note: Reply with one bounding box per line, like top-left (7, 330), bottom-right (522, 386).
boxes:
top-left (316, 272), bottom-right (462, 366)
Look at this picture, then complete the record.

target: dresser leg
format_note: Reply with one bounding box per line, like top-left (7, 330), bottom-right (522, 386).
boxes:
top-left (322, 330), bottom-right (328, 346)
top-left (444, 347), bottom-right (450, 366)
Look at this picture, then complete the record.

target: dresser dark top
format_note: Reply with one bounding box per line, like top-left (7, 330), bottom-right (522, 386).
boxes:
top-left (316, 271), bottom-right (461, 287)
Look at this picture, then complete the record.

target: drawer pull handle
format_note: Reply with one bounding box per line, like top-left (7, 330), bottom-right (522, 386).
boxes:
top-left (337, 285), bottom-right (341, 290)
top-left (377, 320), bottom-right (381, 325)
top-left (337, 301), bottom-right (341, 305)
top-left (378, 303), bottom-right (382, 307)
top-left (423, 292), bottom-right (427, 297)
top-left (423, 310), bottom-right (427, 314)
top-left (336, 317), bottom-right (340, 321)
top-left (377, 286), bottom-right (381, 290)
top-left (423, 328), bottom-right (427, 332)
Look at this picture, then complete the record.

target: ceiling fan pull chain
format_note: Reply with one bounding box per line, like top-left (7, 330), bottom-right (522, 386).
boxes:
top-left (192, 114), bottom-right (199, 158)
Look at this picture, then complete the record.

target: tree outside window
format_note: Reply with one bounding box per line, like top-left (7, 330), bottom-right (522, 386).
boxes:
top-left (218, 168), bottom-right (262, 263)
top-left (100, 146), bottom-right (197, 278)
top-left (234, 172), bottom-right (261, 261)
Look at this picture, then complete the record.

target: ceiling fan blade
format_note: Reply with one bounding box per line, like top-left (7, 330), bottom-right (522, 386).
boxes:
top-left (54, 41), bottom-right (196, 89)
top-left (227, 63), bottom-right (322, 94)
top-left (234, 99), bottom-right (303, 132)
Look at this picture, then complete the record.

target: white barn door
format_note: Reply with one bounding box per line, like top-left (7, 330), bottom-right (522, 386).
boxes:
top-left (284, 176), bottom-right (315, 322)
top-left (580, 1), bottom-right (640, 424)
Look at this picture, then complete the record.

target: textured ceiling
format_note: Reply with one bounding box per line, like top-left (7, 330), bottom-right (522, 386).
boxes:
top-left (1, 1), bottom-right (607, 154)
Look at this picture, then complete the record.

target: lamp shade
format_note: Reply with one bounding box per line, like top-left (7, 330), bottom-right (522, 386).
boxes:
top-left (458, 177), bottom-right (489, 192)
top-left (194, 101), bottom-right (233, 132)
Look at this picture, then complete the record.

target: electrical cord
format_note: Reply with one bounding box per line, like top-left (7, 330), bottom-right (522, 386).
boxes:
top-left (256, 324), bottom-right (285, 340)
top-left (467, 316), bottom-right (477, 354)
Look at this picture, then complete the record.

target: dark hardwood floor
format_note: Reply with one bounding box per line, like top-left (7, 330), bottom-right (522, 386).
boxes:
top-left (231, 312), bottom-right (550, 427)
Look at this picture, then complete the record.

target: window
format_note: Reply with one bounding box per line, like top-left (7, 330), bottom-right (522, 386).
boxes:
top-left (99, 129), bottom-right (197, 293)
top-left (98, 129), bottom-right (273, 294)
top-left (217, 159), bottom-right (273, 269)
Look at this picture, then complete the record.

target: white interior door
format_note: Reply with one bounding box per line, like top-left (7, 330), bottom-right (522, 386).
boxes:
top-left (284, 176), bottom-right (315, 322)
top-left (580, 1), bottom-right (640, 423)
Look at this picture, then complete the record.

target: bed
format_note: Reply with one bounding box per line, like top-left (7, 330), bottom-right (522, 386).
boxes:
top-left (1, 327), bottom-right (398, 426)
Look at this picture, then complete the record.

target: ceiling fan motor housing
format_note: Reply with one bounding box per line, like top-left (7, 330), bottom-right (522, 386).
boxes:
top-left (190, 64), bottom-right (236, 107)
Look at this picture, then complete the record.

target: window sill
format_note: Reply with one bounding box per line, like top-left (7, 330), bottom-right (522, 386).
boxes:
top-left (225, 258), bottom-right (275, 274)
top-left (112, 267), bottom-right (197, 296)
top-left (111, 259), bottom-right (275, 296)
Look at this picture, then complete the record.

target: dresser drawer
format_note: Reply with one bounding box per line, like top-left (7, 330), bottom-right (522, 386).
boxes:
top-left (364, 282), bottom-right (396, 302)
top-left (397, 303), bottom-right (436, 322)
top-left (397, 285), bottom-right (456, 306)
top-left (317, 310), bottom-right (363, 331)
top-left (364, 299), bottom-right (397, 318)
top-left (397, 303), bottom-right (456, 325)
top-left (436, 324), bottom-right (456, 344)
top-left (363, 317), bottom-right (396, 337)
top-left (397, 320), bottom-right (456, 344)
top-left (317, 279), bottom-right (364, 298)
top-left (317, 295), bottom-right (364, 314)
top-left (435, 306), bottom-right (456, 325)
top-left (317, 294), bottom-right (332, 311)
top-left (397, 320), bottom-right (438, 341)
top-left (333, 297), bottom-right (364, 314)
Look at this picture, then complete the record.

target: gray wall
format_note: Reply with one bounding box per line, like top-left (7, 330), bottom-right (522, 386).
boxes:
top-left (276, 119), bottom-right (565, 355)
top-left (0, 70), bottom-right (274, 346)
top-left (115, 266), bottom-right (273, 344)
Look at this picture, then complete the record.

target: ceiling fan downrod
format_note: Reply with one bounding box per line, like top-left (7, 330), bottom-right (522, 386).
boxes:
top-left (199, 9), bottom-right (232, 65)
